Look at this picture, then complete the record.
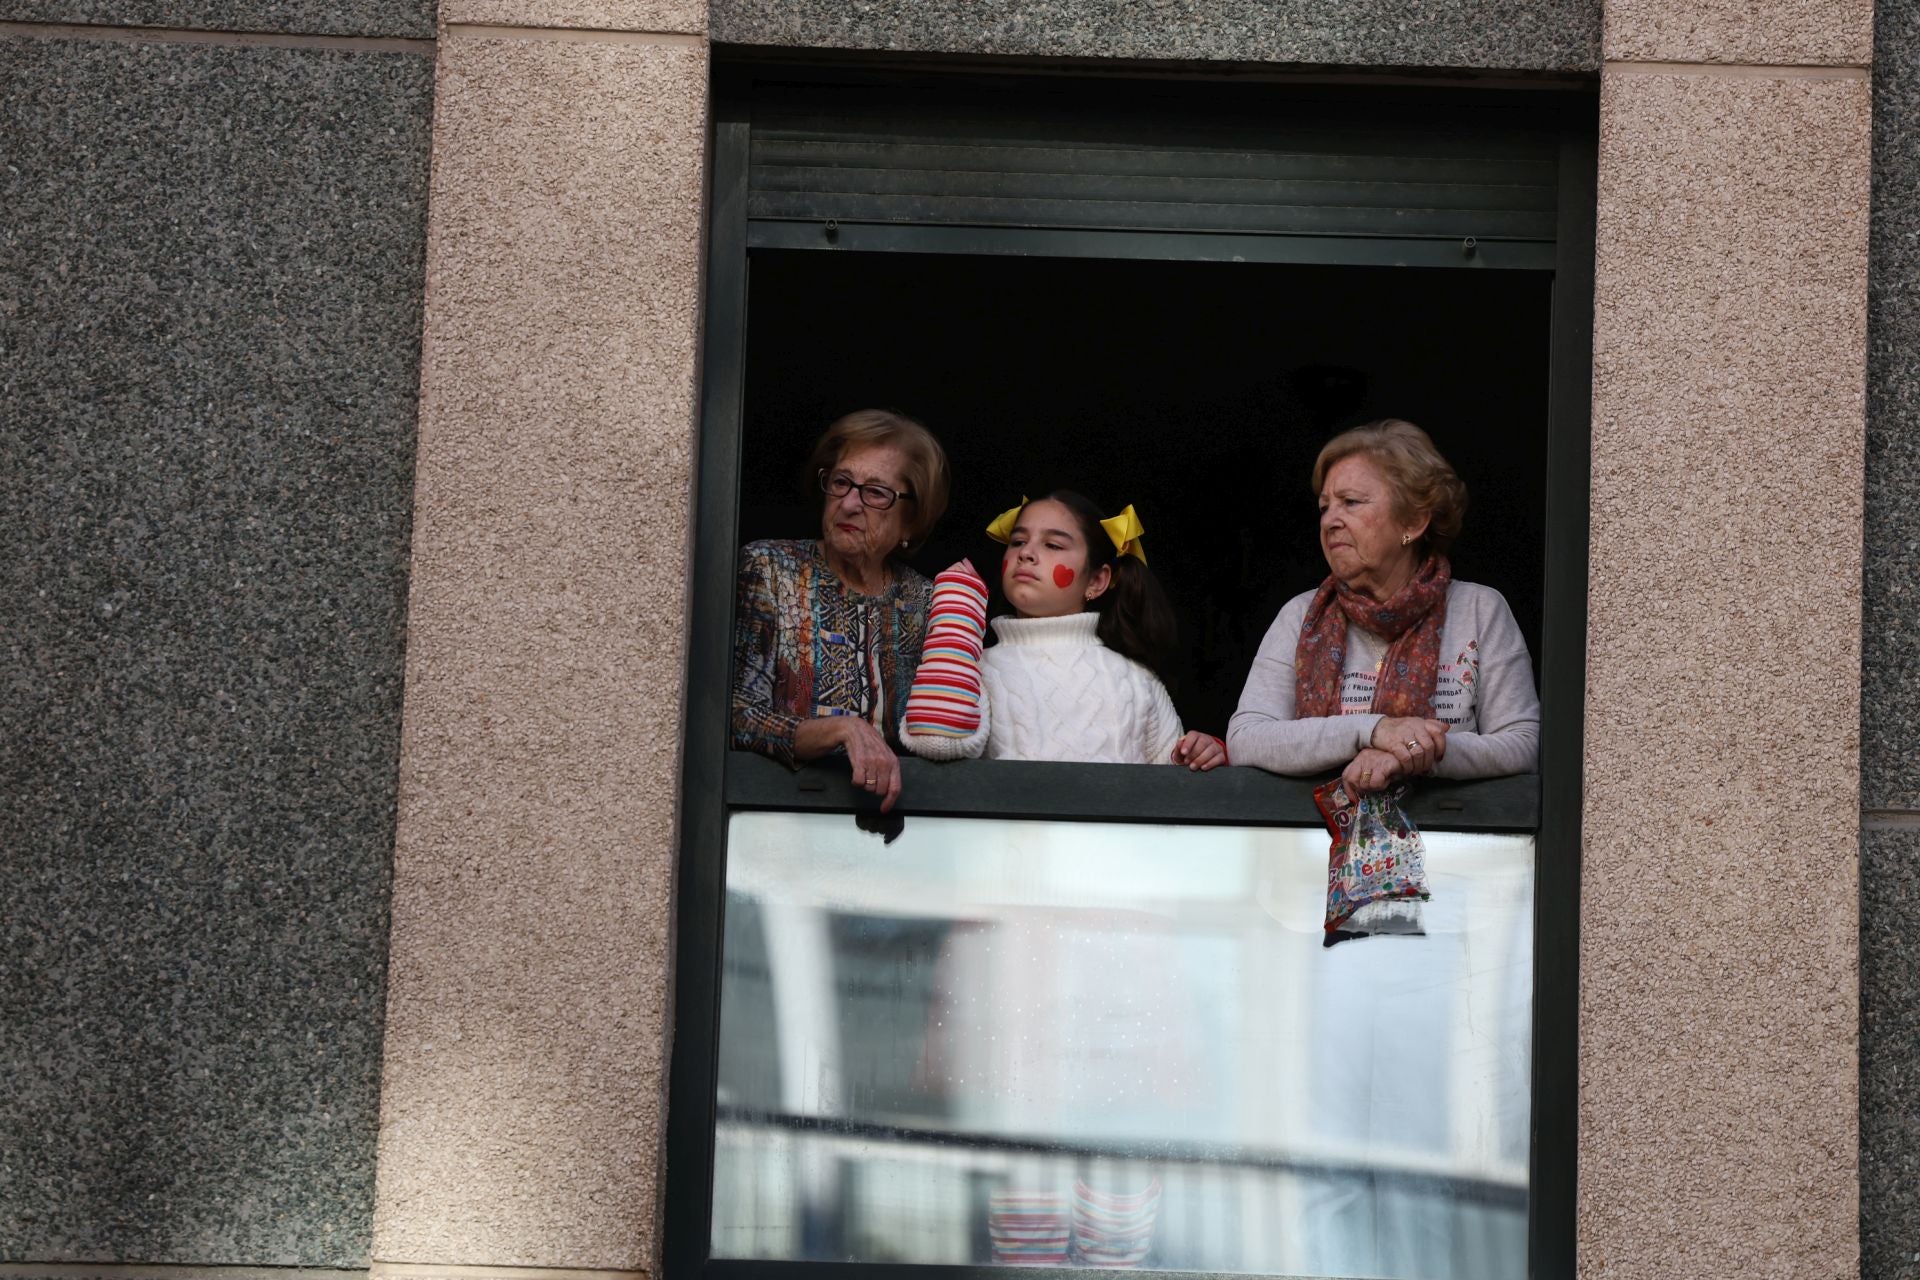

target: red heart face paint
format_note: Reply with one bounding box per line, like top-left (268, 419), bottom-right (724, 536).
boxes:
top-left (1002, 498), bottom-right (1096, 621)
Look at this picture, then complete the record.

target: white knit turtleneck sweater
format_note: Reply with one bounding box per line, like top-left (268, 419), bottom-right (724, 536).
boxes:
top-left (901, 612), bottom-right (1185, 764)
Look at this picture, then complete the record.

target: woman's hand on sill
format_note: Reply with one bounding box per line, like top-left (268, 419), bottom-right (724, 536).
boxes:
top-left (793, 716), bottom-right (903, 813)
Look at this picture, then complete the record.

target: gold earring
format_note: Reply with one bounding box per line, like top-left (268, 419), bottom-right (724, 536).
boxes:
top-left (1401, 533), bottom-right (1412, 545)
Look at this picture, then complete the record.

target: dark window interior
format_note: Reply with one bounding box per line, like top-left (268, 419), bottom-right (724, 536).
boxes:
top-left (739, 250), bottom-right (1551, 737)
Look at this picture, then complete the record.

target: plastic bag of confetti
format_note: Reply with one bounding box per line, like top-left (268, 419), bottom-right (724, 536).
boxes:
top-left (1313, 777), bottom-right (1430, 946)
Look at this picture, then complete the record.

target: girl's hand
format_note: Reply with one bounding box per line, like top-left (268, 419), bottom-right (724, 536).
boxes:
top-left (1371, 716), bottom-right (1448, 776)
top-left (1343, 747), bottom-right (1402, 795)
top-left (839, 717), bottom-right (903, 813)
top-left (944, 557), bottom-right (986, 590)
top-left (1172, 731), bottom-right (1228, 772)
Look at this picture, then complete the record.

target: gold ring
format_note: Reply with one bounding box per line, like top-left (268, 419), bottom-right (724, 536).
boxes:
top-left (1362, 769), bottom-right (1374, 783)
top-left (864, 775), bottom-right (876, 784)
top-left (1406, 740), bottom-right (1421, 751)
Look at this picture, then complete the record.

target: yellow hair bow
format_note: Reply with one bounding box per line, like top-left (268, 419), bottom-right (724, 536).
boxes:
top-left (985, 497), bottom-right (1029, 544)
top-left (985, 496), bottom-right (1147, 564)
top-left (1102, 503), bottom-right (1147, 564)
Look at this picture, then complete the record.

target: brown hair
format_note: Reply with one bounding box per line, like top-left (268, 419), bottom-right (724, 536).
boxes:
top-left (1310, 418), bottom-right (1469, 554)
top-left (804, 409), bottom-right (951, 549)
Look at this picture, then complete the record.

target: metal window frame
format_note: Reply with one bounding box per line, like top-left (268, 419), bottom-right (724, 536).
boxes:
top-left (667, 61), bottom-right (1594, 1280)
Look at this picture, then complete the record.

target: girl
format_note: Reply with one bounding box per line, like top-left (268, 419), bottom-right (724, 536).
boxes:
top-left (900, 491), bottom-right (1226, 768)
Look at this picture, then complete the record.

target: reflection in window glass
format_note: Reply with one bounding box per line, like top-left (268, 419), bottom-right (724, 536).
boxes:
top-left (713, 812), bottom-right (1533, 1277)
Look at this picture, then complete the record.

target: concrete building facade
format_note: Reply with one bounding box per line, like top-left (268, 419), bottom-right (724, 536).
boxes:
top-left (4, 1), bottom-right (1914, 1278)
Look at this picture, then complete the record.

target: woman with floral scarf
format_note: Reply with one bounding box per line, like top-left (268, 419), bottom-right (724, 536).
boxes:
top-left (1227, 419), bottom-right (1539, 793)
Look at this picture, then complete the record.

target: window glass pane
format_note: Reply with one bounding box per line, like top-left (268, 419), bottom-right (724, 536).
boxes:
top-left (713, 811), bottom-right (1532, 1278)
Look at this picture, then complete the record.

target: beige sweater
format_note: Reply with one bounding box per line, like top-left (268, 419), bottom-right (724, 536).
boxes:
top-left (1226, 580), bottom-right (1540, 779)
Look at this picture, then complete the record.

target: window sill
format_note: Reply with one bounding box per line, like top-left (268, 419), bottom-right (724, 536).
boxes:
top-left (725, 750), bottom-right (1538, 831)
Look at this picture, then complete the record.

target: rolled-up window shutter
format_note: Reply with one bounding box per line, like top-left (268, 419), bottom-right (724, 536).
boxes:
top-left (745, 80), bottom-right (1559, 250)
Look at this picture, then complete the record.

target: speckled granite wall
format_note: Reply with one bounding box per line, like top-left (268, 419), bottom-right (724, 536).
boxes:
top-left (709, 0), bottom-right (1600, 72)
top-left (1868, 7), bottom-right (1920, 815)
top-left (368, 22), bottom-right (705, 1272)
top-left (438, 0), bottom-right (702, 31)
top-left (1582, 32), bottom-right (1870, 1280)
top-left (4, 1), bottom-right (434, 39)
top-left (1863, 829), bottom-right (1920, 1279)
top-left (0, 29), bottom-right (432, 1268)
top-left (1605, 0), bottom-right (1872, 65)
top-left (1865, 2), bottom-right (1920, 1275)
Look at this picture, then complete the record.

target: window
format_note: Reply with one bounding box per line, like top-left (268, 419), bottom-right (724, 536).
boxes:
top-left (671, 64), bottom-right (1593, 1280)
top-left (737, 252), bottom-right (1552, 734)
top-left (713, 812), bottom-right (1534, 1274)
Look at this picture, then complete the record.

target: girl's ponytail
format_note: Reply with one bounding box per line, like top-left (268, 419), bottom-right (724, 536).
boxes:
top-left (1043, 490), bottom-right (1179, 679)
top-left (1096, 553), bottom-right (1178, 678)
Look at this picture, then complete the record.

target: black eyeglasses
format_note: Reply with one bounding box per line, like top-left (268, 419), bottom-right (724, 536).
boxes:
top-left (820, 469), bottom-right (915, 511)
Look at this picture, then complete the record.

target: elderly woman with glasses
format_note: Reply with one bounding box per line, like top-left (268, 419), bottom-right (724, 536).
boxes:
top-left (731, 409), bottom-right (951, 812)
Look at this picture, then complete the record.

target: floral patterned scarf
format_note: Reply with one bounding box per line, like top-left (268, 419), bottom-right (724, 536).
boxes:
top-left (1294, 554), bottom-right (1452, 719)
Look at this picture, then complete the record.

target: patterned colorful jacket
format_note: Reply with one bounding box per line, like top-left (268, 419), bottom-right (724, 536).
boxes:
top-left (731, 539), bottom-right (931, 767)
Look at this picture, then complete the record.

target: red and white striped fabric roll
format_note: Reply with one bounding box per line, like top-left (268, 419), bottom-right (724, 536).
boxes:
top-left (988, 1190), bottom-right (1071, 1265)
top-left (1071, 1178), bottom-right (1162, 1268)
top-left (903, 558), bottom-right (990, 739)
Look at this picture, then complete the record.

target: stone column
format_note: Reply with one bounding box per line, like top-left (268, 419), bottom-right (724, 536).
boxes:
top-left (1863, 5), bottom-right (1920, 1271)
top-left (1582, 3), bottom-right (1870, 1277)
top-left (369, 3), bottom-right (707, 1276)
top-left (3, 11), bottom-right (432, 1270)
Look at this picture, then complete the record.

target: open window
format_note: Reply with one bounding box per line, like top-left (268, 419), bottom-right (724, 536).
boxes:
top-left (738, 251), bottom-right (1552, 736)
top-left (672, 64), bottom-right (1593, 1280)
